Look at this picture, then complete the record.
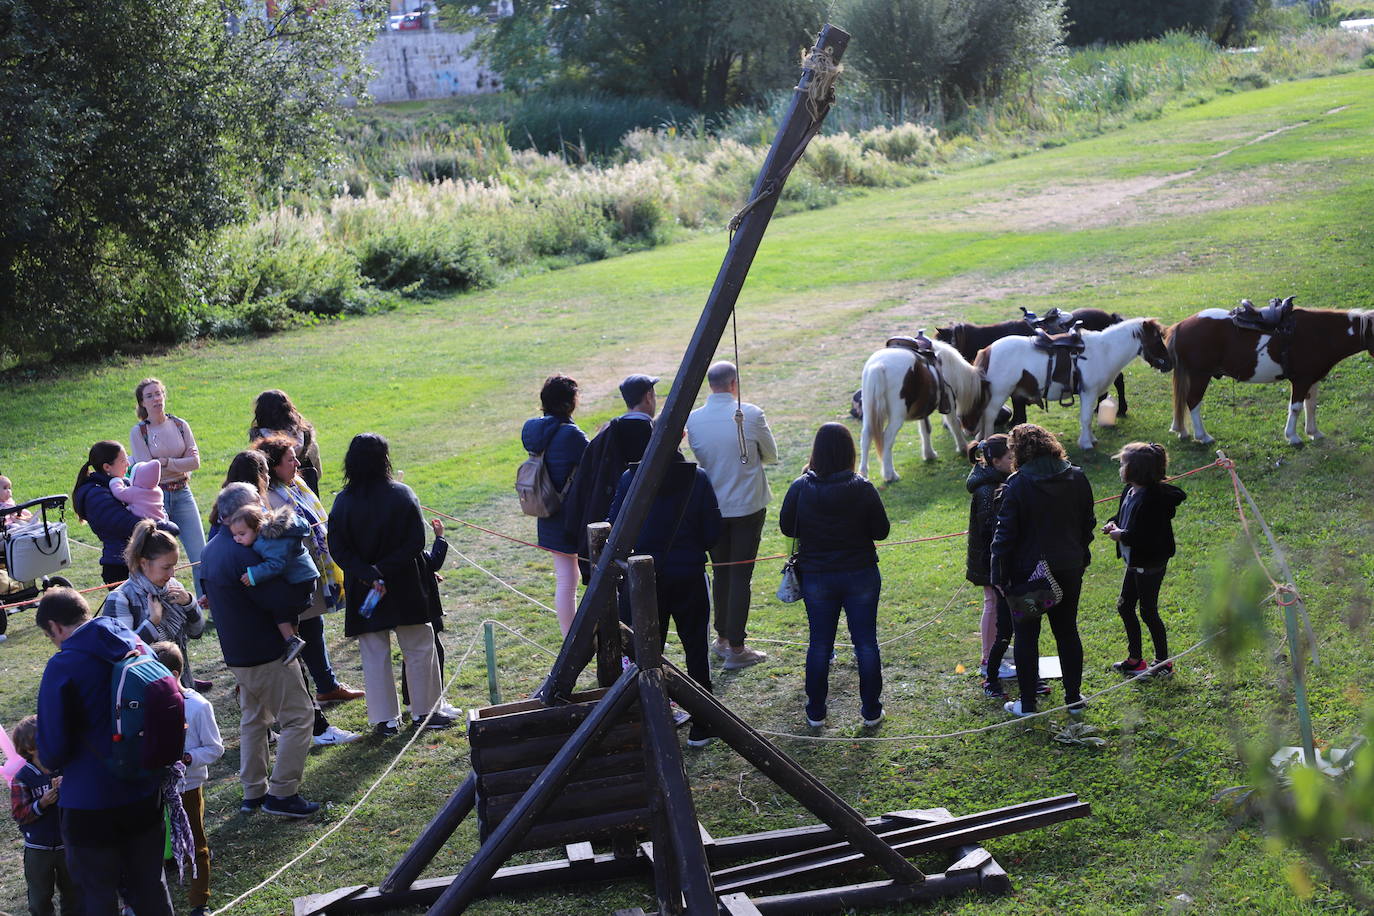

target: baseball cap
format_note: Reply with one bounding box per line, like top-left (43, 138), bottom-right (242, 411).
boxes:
top-left (619, 374), bottom-right (660, 408)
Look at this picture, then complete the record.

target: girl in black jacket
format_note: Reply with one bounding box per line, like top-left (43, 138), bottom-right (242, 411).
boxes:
top-left (1103, 442), bottom-right (1186, 678)
top-left (965, 436), bottom-right (1015, 697)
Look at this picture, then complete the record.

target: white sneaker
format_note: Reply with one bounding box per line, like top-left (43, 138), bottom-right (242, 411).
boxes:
top-left (862, 711), bottom-right (884, 727)
top-left (711, 636), bottom-right (730, 659)
top-left (979, 662), bottom-right (1016, 680)
top-left (671, 703), bottom-right (691, 727)
top-left (313, 725), bottom-right (361, 746)
top-left (1003, 700), bottom-right (1035, 719)
top-left (436, 701), bottom-right (462, 719)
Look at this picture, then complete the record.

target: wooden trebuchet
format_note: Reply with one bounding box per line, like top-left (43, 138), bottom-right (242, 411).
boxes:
top-left (539, 23), bottom-right (851, 705)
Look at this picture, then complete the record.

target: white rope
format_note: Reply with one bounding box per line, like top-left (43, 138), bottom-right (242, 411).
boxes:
top-left (448, 543), bottom-right (558, 615)
top-left (212, 627), bottom-right (484, 916)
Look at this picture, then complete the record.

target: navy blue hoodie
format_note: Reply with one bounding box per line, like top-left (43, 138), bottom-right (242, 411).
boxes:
top-left (36, 616), bottom-right (161, 811)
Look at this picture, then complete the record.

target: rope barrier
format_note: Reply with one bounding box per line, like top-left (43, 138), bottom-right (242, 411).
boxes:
top-left (212, 624), bottom-right (485, 916)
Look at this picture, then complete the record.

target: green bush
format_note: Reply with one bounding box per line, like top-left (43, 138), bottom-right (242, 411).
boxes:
top-left (353, 223), bottom-right (496, 292)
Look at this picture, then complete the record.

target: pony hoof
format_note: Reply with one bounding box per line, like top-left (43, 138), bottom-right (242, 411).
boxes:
top-left (1310, 432), bottom-right (1326, 442)
top-left (1287, 436), bottom-right (1304, 447)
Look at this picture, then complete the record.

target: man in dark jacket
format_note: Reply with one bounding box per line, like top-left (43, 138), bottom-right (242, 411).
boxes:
top-left (35, 588), bottom-right (175, 916)
top-left (609, 452), bottom-right (721, 745)
top-left (561, 374), bottom-right (657, 581)
top-left (203, 483), bottom-right (320, 818)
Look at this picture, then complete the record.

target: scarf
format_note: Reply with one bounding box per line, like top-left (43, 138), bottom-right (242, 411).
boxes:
top-left (272, 478), bottom-right (345, 611)
top-left (109, 571), bottom-right (201, 643)
top-left (162, 762), bottom-right (196, 882)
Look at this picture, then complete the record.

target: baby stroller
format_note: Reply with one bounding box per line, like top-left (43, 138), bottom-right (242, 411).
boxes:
top-left (0, 495), bottom-right (73, 636)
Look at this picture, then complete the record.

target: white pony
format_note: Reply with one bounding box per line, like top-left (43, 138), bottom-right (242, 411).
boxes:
top-left (859, 338), bottom-right (989, 483)
top-left (973, 317), bottom-right (1173, 450)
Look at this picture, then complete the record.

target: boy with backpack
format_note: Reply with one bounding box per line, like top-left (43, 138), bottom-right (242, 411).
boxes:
top-left (35, 587), bottom-right (182, 916)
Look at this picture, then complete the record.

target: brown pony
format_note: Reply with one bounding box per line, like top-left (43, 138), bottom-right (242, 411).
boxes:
top-left (1167, 306), bottom-right (1374, 444)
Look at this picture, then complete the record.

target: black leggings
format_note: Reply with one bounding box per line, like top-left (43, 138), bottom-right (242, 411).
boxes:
top-left (1013, 569), bottom-right (1084, 711)
top-left (984, 593), bottom-right (1014, 683)
top-left (1117, 565), bottom-right (1168, 661)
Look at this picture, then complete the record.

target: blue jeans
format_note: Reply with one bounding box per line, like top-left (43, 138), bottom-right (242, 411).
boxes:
top-left (298, 614), bottom-right (339, 695)
top-left (164, 486), bottom-right (207, 599)
top-left (801, 566), bottom-right (883, 722)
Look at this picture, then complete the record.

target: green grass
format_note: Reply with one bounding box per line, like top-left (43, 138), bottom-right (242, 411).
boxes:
top-left (3, 70), bottom-right (1374, 914)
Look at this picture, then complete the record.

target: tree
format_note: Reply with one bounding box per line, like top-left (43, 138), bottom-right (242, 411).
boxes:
top-left (0, 0), bottom-right (377, 362)
top-left (1064, 0), bottom-right (1226, 45)
top-left (482, 0), bottom-right (828, 110)
top-left (843, 0), bottom-right (1066, 119)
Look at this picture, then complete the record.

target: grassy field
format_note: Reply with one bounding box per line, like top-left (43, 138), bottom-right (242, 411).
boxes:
top-left (3, 70), bottom-right (1374, 914)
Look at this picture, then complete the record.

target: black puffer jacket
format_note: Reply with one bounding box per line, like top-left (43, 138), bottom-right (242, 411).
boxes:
top-left (779, 470), bottom-right (890, 574)
top-left (1106, 483), bottom-right (1186, 568)
top-left (328, 479), bottom-right (436, 637)
top-left (989, 457), bottom-right (1095, 586)
top-left (964, 464), bottom-right (1008, 586)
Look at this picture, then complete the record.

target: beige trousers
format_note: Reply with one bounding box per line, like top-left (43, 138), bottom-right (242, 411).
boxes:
top-left (358, 624), bottom-right (441, 725)
top-left (232, 659), bottom-right (314, 798)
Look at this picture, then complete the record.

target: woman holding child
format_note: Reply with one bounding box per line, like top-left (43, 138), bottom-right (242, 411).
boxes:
top-left (73, 440), bottom-right (178, 584)
top-left (256, 436), bottom-right (363, 706)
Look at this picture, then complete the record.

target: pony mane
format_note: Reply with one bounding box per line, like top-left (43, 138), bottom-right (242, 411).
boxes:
top-left (1352, 309), bottom-right (1374, 341)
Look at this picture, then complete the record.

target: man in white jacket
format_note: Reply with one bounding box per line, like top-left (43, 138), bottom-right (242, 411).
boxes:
top-left (153, 641), bottom-right (224, 916)
top-left (687, 361), bottom-right (779, 670)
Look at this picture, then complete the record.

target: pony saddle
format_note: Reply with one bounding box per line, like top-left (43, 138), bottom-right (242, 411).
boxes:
top-left (1230, 296), bottom-right (1295, 335)
top-left (1032, 324), bottom-right (1086, 407)
top-left (887, 330), bottom-right (953, 414)
top-left (1021, 306), bottom-right (1073, 333)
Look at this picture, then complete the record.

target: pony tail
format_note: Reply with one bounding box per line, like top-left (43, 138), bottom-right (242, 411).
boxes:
top-left (72, 462), bottom-right (95, 519)
top-left (966, 442), bottom-right (982, 465)
top-left (123, 519), bottom-right (157, 573)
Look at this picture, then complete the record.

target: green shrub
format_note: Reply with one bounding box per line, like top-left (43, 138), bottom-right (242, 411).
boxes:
top-left (353, 223), bottom-right (495, 293)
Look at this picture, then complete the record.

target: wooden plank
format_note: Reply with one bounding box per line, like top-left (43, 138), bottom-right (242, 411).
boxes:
top-left (427, 662), bottom-right (641, 916)
top-left (470, 688), bottom-right (610, 720)
top-left (712, 798), bottom-right (1088, 893)
top-left (468, 692), bottom-right (640, 745)
top-left (293, 885), bottom-right (366, 916)
top-left (664, 664), bottom-right (925, 887)
top-left (979, 851), bottom-right (1012, 895)
top-left (476, 750), bottom-right (644, 797)
top-left (483, 780), bottom-right (648, 829)
top-left (750, 872), bottom-right (980, 915)
top-left (538, 24), bottom-right (853, 703)
top-left (518, 808), bottom-right (653, 852)
top-left (639, 666), bottom-right (716, 914)
top-left (720, 893), bottom-right (764, 916)
top-left (380, 771), bottom-right (477, 894)
top-left (946, 846), bottom-right (992, 875)
top-left (471, 720), bottom-right (643, 772)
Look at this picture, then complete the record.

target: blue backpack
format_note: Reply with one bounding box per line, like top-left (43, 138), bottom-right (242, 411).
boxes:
top-left (106, 648), bottom-right (186, 780)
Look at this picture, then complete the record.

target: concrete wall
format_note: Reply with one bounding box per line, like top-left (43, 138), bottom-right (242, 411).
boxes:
top-left (366, 31), bottom-right (502, 103)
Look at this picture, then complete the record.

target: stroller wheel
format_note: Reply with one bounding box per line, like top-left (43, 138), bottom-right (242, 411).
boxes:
top-left (41, 575), bottom-right (73, 590)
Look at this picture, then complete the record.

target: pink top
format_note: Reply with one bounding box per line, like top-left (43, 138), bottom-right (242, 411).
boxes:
top-left (110, 461), bottom-right (167, 520)
top-left (129, 416), bottom-right (201, 486)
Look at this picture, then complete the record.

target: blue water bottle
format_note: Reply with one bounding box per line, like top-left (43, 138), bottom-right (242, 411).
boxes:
top-left (359, 580), bottom-right (384, 619)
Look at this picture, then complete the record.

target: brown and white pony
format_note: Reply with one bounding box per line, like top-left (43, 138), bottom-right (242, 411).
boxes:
top-left (973, 318), bottom-right (1172, 451)
top-left (937, 308), bottom-right (1129, 424)
top-left (859, 339), bottom-right (989, 482)
top-left (1167, 307), bottom-right (1374, 445)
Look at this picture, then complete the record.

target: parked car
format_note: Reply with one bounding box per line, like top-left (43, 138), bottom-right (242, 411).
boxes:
top-left (387, 11), bottom-right (427, 29)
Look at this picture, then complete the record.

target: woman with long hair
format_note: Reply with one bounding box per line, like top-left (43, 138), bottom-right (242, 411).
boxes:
top-left (129, 378), bottom-right (207, 597)
top-left (519, 374), bottom-right (588, 634)
top-left (73, 440), bottom-right (176, 584)
top-left (779, 422), bottom-right (890, 729)
top-left (250, 390), bottom-right (323, 495)
top-left (102, 520), bottom-right (203, 686)
top-left (328, 433), bottom-right (452, 736)
top-left (990, 424), bottom-right (1096, 718)
top-left (206, 449), bottom-right (271, 542)
top-left (965, 434), bottom-right (1016, 697)
top-left (255, 436), bottom-right (364, 710)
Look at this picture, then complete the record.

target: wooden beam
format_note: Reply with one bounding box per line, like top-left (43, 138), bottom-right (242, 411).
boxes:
top-left (749, 872), bottom-right (981, 915)
top-left (292, 884), bottom-right (366, 916)
top-left (379, 771), bottom-right (476, 894)
top-left (663, 665), bottom-right (924, 887)
top-left (538, 24), bottom-right (852, 703)
top-left (588, 522), bottom-right (622, 688)
top-left (426, 663), bottom-right (641, 916)
top-left (639, 666), bottom-right (717, 914)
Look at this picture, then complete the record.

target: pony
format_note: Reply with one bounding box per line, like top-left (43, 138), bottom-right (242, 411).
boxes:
top-left (973, 318), bottom-right (1172, 451)
top-left (859, 338), bottom-right (989, 482)
top-left (1167, 306), bottom-right (1374, 445)
top-left (937, 307), bottom-right (1129, 425)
